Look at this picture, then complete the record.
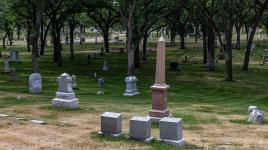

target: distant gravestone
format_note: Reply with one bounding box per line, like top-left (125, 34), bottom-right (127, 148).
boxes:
top-left (99, 112), bottom-right (124, 137)
top-left (158, 117), bottom-right (185, 147)
top-left (248, 106), bottom-right (264, 124)
top-left (123, 76), bottom-right (139, 97)
top-left (11, 68), bottom-right (16, 82)
top-left (52, 73), bottom-right (79, 109)
top-left (102, 60), bottom-right (109, 72)
top-left (29, 73), bottom-right (42, 94)
top-left (129, 116), bottom-right (153, 143)
top-left (71, 75), bottom-right (78, 90)
top-left (262, 49), bottom-right (268, 64)
top-left (9, 49), bottom-right (20, 63)
top-left (2, 57), bottom-right (11, 73)
top-left (97, 78), bottom-right (105, 95)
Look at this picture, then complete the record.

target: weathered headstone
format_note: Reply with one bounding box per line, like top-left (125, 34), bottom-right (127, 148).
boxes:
top-left (158, 117), bottom-right (185, 147)
top-left (262, 49), bottom-right (268, 64)
top-left (123, 76), bottom-right (139, 97)
top-left (9, 49), bottom-right (20, 63)
top-left (2, 56), bottom-right (11, 73)
top-left (87, 55), bottom-right (91, 64)
top-left (52, 73), bottom-right (79, 109)
top-left (149, 37), bottom-right (170, 122)
top-left (29, 73), bottom-right (42, 94)
top-left (102, 60), bottom-right (109, 72)
top-left (99, 112), bottom-right (124, 137)
top-left (71, 75), bottom-right (78, 89)
top-left (248, 106), bottom-right (264, 124)
top-left (11, 68), bottom-right (16, 82)
top-left (97, 78), bottom-right (105, 95)
top-left (218, 52), bottom-right (225, 60)
top-left (129, 116), bottom-right (153, 143)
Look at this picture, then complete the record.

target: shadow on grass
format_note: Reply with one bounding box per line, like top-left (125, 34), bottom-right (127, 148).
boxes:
top-left (90, 132), bottom-right (202, 150)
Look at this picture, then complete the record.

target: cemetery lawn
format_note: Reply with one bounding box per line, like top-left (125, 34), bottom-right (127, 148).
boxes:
top-left (0, 43), bottom-right (268, 150)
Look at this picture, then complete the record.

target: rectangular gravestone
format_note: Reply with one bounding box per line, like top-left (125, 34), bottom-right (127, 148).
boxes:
top-left (129, 116), bottom-right (153, 143)
top-left (158, 117), bottom-right (185, 147)
top-left (99, 112), bottom-right (123, 137)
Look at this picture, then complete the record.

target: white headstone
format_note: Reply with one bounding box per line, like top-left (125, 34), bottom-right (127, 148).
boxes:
top-left (248, 106), bottom-right (264, 124)
top-left (123, 76), bottom-right (139, 97)
top-left (29, 73), bottom-right (42, 94)
top-left (52, 73), bottom-right (79, 109)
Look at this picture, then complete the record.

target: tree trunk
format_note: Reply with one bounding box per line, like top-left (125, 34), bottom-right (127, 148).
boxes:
top-left (207, 22), bottom-right (215, 71)
top-left (2, 32), bottom-right (7, 49)
top-left (180, 29), bottom-right (185, 49)
top-left (243, 27), bottom-right (257, 71)
top-left (69, 23), bottom-right (75, 60)
top-left (195, 24), bottom-right (198, 43)
top-left (103, 31), bottom-right (110, 53)
top-left (56, 27), bottom-right (63, 67)
top-left (27, 19), bottom-right (31, 52)
top-left (142, 33), bottom-right (148, 61)
top-left (170, 24), bottom-right (176, 46)
top-left (7, 29), bottom-right (12, 46)
top-left (202, 23), bottom-right (207, 64)
top-left (235, 26), bottom-right (241, 49)
top-left (126, 25), bottom-right (135, 76)
top-left (134, 41), bottom-right (140, 68)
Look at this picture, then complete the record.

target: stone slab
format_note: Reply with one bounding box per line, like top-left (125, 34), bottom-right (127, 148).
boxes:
top-left (101, 112), bottom-right (123, 135)
top-left (0, 114), bottom-right (11, 117)
top-left (31, 120), bottom-right (47, 125)
top-left (52, 98), bottom-right (79, 109)
top-left (129, 116), bottom-right (152, 142)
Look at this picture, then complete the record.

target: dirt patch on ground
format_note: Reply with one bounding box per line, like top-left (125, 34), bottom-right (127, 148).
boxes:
top-left (0, 105), bottom-right (267, 150)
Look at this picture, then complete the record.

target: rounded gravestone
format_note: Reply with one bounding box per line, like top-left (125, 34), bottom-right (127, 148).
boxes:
top-left (29, 73), bottom-right (42, 94)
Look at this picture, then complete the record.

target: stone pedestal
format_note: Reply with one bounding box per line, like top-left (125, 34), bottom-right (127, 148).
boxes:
top-left (123, 76), bottom-right (139, 97)
top-left (158, 117), bottom-right (185, 147)
top-left (99, 112), bottom-right (123, 137)
top-left (129, 116), bottom-right (153, 143)
top-left (52, 73), bottom-right (79, 109)
top-left (149, 85), bottom-right (170, 122)
top-left (149, 37), bottom-right (170, 122)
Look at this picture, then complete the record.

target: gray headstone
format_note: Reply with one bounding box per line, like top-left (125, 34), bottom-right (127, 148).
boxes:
top-left (263, 49), bottom-right (268, 64)
top-left (29, 73), bottom-right (42, 94)
top-left (99, 112), bottom-right (123, 137)
top-left (248, 106), bottom-right (264, 124)
top-left (158, 117), bottom-right (185, 147)
top-left (102, 60), bottom-right (109, 72)
top-left (123, 76), bottom-right (139, 97)
top-left (129, 116), bottom-right (153, 143)
top-left (2, 56), bottom-right (11, 73)
top-left (71, 75), bottom-right (78, 89)
top-left (52, 73), bottom-right (79, 109)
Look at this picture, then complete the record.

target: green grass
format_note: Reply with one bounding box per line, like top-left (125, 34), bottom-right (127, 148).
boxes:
top-left (0, 40), bottom-right (267, 149)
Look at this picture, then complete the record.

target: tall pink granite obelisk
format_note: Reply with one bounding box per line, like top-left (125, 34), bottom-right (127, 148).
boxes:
top-left (149, 36), bottom-right (170, 121)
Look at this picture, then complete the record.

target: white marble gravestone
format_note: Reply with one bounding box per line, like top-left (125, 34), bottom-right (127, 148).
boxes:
top-left (29, 73), bottom-right (42, 94)
top-left (99, 112), bottom-right (124, 137)
top-left (52, 73), bottom-right (79, 109)
top-left (248, 106), bottom-right (264, 124)
top-left (123, 76), bottom-right (139, 97)
top-left (129, 116), bottom-right (153, 143)
top-left (158, 117), bottom-right (185, 147)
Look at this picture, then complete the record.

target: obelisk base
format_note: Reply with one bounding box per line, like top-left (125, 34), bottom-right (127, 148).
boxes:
top-left (149, 84), bottom-right (170, 123)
